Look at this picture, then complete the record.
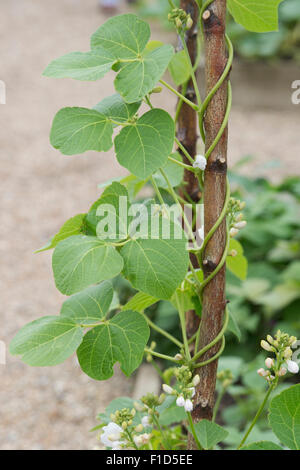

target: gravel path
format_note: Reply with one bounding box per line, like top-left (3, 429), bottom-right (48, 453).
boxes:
top-left (0, 0), bottom-right (299, 450)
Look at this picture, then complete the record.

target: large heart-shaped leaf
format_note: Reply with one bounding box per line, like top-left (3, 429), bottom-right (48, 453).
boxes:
top-left (191, 420), bottom-right (229, 449)
top-left (43, 50), bottom-right (115, 81)
top-left (85, 182), bottom-right (130, 241)
top-left (121, 292), bottom-right (158, 313)
top-left (241, 441), bottom-right (282, 450)
top-left (114, 44), bottom-right (174, 103)
top-left (60, 281), bottom-right (114, 325)
top-left (227, 239), bottom-right (248, 280)
top-left (91, 14), bottom-right (150, 60)
top-left (115, 109), bottom-right (175, 179)
top-left (52, 235), bottom-right (123, 295)
top-left (10, 316), bottom-right (83, 366)
top-left (93, 93), bottom-right (141, 124)
top-left (120, 233), bottom-right (189, 300)
top-left (77, 310), bottom-right (149, 380)
top-left (269, 384), bottom-right (300, 450)
top-left (36, 214), bottom-right (86, 253)
top-left (228, 0), bottom-right (283, 33)
top-left (50, 107), bottom-right (113, 155)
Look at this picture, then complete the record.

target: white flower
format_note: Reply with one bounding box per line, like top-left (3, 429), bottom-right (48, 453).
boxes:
top-left (176, 396), bottom-right (185, 407)
top-left (193, 154), bottom-right (207, 171)
top-left (261, 340), bottom-right (273, 352)
top-left (184, 399), bottom-right (193, 412)
top-left (229, 228), bottom-right (239, 237)
top-left (192, 374), bottom-right (200, 387)
top-left (265, 358), bottom-right (274, 369)
top-left (188, 387), bottom-right (196, 398)
top-left (234, 221), bottom-right (247, 229)
top-left (257, 368), bottom-right (268, 377)
top-left (101, 422), bottom-right (124, 449)
top-left (134, 435), bottom-right (143, 447)
top-left (286, 360), bottom-right (299, 374)
top-left (278, 367), bottom-right (287, 377)
top-left (141, 416), bottom-right (150, 428)
top-left (162, 384), bottom-right (174, 394)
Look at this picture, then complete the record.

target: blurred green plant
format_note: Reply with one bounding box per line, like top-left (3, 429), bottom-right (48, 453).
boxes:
top-left (136, 0), bottom-right (300, 62)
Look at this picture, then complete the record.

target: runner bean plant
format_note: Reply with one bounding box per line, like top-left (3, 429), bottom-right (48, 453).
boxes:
top-left (10, 0), bottom-right (300, 450)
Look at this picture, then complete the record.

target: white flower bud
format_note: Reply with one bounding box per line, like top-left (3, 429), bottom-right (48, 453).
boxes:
top-left (229, 249), bottom-right (238, 257)
top-left (184, 399), bottom-right (193, 412)
top-left (162, 384), bottom-right (174, 395)
top-left (135, 424), bottom-right (144, 433)
top-left (174, 353), bottom-right (183, 361)
top-left (140, 433), bottom-right (151, 445)
top-left (278, 367), bottom-right (287, 377)
top-left (257, 368), bottom-right (268, 377)
top-left (141, 416), bottom-right (150, 428)
top-left (134, 435), bottom-right (143, 447)
top-left (192, 374), bottom-right (200, 386)
top-left (261, 340), bottom-right (273, 352)
top-left (234, 221), bottom-right (247, 229)
top-left (230, 228), bottom-right (239, 237)
top-left (287, 360), bottom-right (299, 374)
top-left (193, 154), bottom-right (207, 171)
top-left (176, 396), bottom-right (185, 407)
top-left (267, 335), bottom-right (274, 344)
top-left (283, 347), bottom-right (292, 359)
top-left (265, 358), bottom-right (274, 369)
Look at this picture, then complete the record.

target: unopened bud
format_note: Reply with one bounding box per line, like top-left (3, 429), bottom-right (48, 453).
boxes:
top-left (267, 335), bottom-right (274, 344)
top-left (283, 347), bottom-right (292, 359)
top-left (174, 353), bottom-right (183, 361)
top-left (122, 422), bottom-right (127, 430)
top-left (192, 374), bottom-right (200, 386)
top-left (151, 86), bottom-right (163, 94)
top-left (175, 17), bottom-right (182, 29)
top-left (135, 424), bottom-right (143, 433)
top-left (278, 367), bottom-right (287, 377)
top-left (234, 221), bottom-right (247, 229)
top-left (162, 384), bottom-right (174, 395)
top-left (229, 249), bottom-right (238, 257)
top-left (230, 228), bottom-right (239, 237)
top-left (265, 358), bottom-right (274, 369)
top-left (186, 16), bottom-right (193, 29)
top-left (261, 340), bottom-right (273, 352)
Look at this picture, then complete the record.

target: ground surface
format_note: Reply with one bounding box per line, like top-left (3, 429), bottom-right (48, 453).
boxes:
top-left (0, 0), bottom-right (299, 450)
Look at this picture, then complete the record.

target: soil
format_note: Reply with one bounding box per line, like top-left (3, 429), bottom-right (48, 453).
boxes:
top-left (0, 0), bottom-right (299, 450)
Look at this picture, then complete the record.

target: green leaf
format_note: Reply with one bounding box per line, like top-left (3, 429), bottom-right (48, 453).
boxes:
top-left (240, 441), bottom-right (282, 450)
top-left (227, 239), bottom-right (248, 280)
top-left (52, 235), bottom-right (123, 295)
top-left (77, 310), bottom-right (149, 380)
top-left (93, 93), bottom-right (141, 124)
top-left (43, 50), bottom-right (115, 81)
top-left (85, 182), bottom-right (130, 240)
top-left (50, 107), bottom-right (113, 155)
top-left (269, 384), bottom-right (300, 450)
top-left (120, 230), bottom-right (189, 300)
top-left (115, 109), bottom-right (175, 179)
top-left (121, 292), bottom-right (158, 313)
top-left (91, 14), bottom-right (150, 60)
top-left (191, 420), bottom-right (229, 449)
top-left (114, 44), bottom-right (174, 103)
top-left (91, 14), bottom-right (173, 102)
top-left (60, 281), bottom-right (114, 325)
top-left (227, 308), bottom-right (242, 342)
top-left (10, 316), bottom-right (83, 366)
top-left (227, 0), bottom-right (283, 33)
top-left (153, 152), bottom-right (183, 189)
top-left (35, 214), bottom-right (86, 252)
top-left (168, 50), bottom-right (190, 86)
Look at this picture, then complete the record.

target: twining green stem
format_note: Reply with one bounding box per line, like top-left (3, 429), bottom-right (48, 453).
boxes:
top-left (151, 176), bottom-right (165, 207)
top-left (179, 31), bottom-right (202, 108)
top-left (125, 429), bottom-right (138, 450)
top-left (237, 384), bottom-right (276, 449)
top-left (175, 81), bottom-right (188, 124)
top-left (212, 388), bottom-right (226, 422)
top-left (175, 292), bottom-right (191, 361)
top-left (187, 412), bottom-right (203, 450)
top-left (168, 155), bottom-right (196, 173)
top-left (174, 137), bottom-right (195, 165)
top-left (144, 348), bottom-right (179, 363)
top-left (152, 414), bottom-right (172, 450)
top-left (160, 79), bottom-right (199, 111)
top-left (193, 308), bottom-right (229, 362)
top-left (192, 336), bottom-right (225, 369)
top-left (144, 95), bottom-right (154, 109)
top-left (141, 312), bottom-right (183, 348)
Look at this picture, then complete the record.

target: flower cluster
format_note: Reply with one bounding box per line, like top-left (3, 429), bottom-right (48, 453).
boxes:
top-left (162, 366), bottom-right (200, 413)
top-left (168, 8), bottom-right (193, 32)
top-left (100, 406), bottom-right (152, 450)
top-left (217, 369), bottom-right (234, 390)
top-left (258, 330), bottom-right (299, 384)
top-left (227, 197), bottom-right (247, 238)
